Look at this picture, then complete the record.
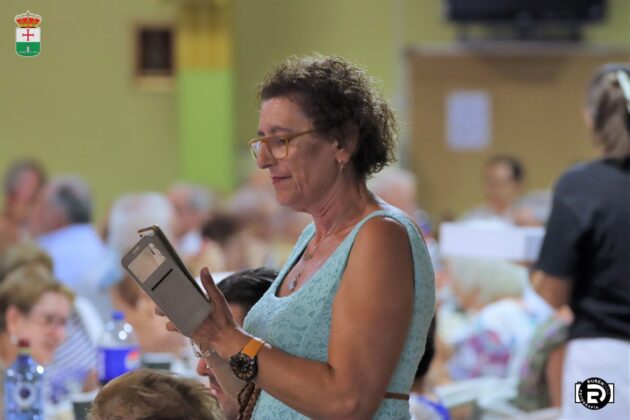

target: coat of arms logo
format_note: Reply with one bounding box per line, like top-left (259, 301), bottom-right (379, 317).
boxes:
top-left (15, 10), bottom-right (42, 57)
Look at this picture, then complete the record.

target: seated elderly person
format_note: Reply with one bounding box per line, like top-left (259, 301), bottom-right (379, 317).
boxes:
top-left (0, 241), bottom-right (53, 280)
top-left (88, 368), bottom-right (222, 420)
top-left (195, 267), bottom-right (276, 420)
top-left (167, 182), bottom-right (217, 258)
top-left (440, 257), bottom-right (551, 381)
top-left (1, 242), bottom-right (100, 404)
top-left (461, 155), bottom-right (526, 224)
top-left (93, 192), bottom-right (175, 320)
top-left (0, 264), bottom-right (74, 410)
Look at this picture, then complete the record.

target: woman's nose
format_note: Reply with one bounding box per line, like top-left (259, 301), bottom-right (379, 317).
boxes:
top-left (256, 142), bottom-right (275, 169)
top-left (196, 357), bottom-right (210, 376)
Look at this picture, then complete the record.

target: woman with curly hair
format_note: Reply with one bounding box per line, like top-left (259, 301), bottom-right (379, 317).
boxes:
top-left (162, 55), bottom-right (435, 419)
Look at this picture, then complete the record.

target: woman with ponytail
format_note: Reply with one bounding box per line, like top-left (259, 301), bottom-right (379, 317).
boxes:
top-left (533, 64), bottom-right (630, 419)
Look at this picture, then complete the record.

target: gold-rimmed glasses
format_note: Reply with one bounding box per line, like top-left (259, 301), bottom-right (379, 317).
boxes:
top-left (248, 129), bottom-right (313, 160)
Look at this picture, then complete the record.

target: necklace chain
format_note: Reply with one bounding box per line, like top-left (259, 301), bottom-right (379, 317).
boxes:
top-left (302, 221), bottom-right (338, 261)
top-left (287, 196), bottom-right (361, 292)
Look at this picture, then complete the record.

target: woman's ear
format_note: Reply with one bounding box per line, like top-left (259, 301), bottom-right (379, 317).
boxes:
top-left (334, 123), bottom-right (359, 164)
top-left (5, 305), bottom-right (24, 336)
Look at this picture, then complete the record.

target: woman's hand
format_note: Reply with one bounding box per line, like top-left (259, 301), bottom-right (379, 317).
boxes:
top-left (158, 267), bottom-right (250, 359)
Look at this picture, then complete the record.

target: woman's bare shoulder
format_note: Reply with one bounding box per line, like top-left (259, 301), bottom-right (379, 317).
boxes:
top-left (351, 210), bottom-right (412, 263)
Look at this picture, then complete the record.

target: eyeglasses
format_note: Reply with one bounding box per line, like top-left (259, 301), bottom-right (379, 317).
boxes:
top-left (191, 339), bottom-right (217, 368)
top-left (27, 311), bottom-right (68, 329)
top-left (248, 129), bottom-right (313, 160)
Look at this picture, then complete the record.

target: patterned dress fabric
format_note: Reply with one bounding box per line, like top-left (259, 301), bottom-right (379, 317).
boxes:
top-left (244, 209), bottom-right (435, 419)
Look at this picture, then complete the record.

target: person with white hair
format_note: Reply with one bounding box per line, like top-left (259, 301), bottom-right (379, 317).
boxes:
top-left (368, 167), bottom-right (432, 234)
top-left (108, 193), bottom-right (175, 254)
top-left (369, 167), bottom-right (440, 272)
top-left (167, 183), bottom-right (215, 257)
top-left (441, 257), bottom-right (551, 381)
top-left (92, 192), bottom-right (175, 318)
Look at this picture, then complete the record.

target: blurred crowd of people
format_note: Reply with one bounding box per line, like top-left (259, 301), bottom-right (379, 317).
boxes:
top-left (0, 153), bottom-right (557, 418)
top-left (1, 60), bottom-right (628, 420)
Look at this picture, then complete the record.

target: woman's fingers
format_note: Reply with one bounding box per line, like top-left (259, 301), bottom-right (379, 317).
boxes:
top-left (200, 267), bottom-right (230, 314)
top-left (154, 305), bottom-right (166, 317)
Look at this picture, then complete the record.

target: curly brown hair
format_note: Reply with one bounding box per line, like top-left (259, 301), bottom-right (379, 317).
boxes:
top-left (258, 55), bottom-right (398, 178)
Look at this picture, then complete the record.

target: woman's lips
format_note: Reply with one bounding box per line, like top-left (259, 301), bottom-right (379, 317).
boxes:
top-left (271, 176), bottom-right (289, 185)
top-left (209, 380), bottom-right (223, 396)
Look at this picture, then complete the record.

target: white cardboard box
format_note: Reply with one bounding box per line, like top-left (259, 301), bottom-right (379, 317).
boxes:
top-left (439, 222), bottom-right (545, 262)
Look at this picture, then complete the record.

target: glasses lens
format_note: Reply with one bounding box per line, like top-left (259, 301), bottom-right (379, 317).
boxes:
top-left (250, 137), bottom-right (287, 160)
top-left (268, 137), bottom-right (287, 159)
top-left (250, 141), bottom-right (261, 159)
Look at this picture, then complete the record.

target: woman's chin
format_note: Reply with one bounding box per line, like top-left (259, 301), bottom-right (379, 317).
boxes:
top-left (33, 352), bottom-right (52, 365)
top-left (274, 193), bottom-right (294, 208)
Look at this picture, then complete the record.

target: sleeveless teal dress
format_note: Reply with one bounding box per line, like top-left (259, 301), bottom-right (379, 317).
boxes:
top-left (243, 208), bottom-right (436, 419)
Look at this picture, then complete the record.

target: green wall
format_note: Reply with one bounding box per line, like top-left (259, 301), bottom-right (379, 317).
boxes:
top-left (2, 0), bottom-right (629, 221)
top-left (178, 69), bottom-right (234, 191)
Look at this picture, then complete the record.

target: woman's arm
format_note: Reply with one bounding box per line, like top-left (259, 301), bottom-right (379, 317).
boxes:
top-left (531, 270), bottom-right (572, 309)
top-left (546, 343), bottom-right (566, 407)
top-left (186, 217), bottom-right (417, 419)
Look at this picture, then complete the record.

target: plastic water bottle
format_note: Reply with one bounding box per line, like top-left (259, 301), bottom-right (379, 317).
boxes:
top-left (4, 339), bottom-right (44, 420)
top-left (97, 311), bottom-right (140, 385)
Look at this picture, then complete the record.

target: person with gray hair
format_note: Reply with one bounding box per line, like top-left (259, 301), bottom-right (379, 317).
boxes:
top-left (442, 257), bottom-right (551, 381)
top-left (32, 175), bottom-right (105, 293)
top-left (167, 182), bottom-right (215, 257)
top-left (369, 167), bottom-right (440, 270)
top-left (369, 167), bottom-right (418, 217)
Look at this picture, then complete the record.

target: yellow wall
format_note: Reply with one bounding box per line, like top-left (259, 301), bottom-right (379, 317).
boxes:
top-left (1, 0), bottom-right (178, 222)
top-left (2, 0), bottom-right (630, 221)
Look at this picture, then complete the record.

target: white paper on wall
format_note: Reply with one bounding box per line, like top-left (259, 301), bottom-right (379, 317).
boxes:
top-left (446, 90), bottom-right (491, 151)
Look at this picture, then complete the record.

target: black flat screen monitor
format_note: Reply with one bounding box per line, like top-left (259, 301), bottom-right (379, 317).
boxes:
top-left (446, 0), bottom-right (607, 24)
